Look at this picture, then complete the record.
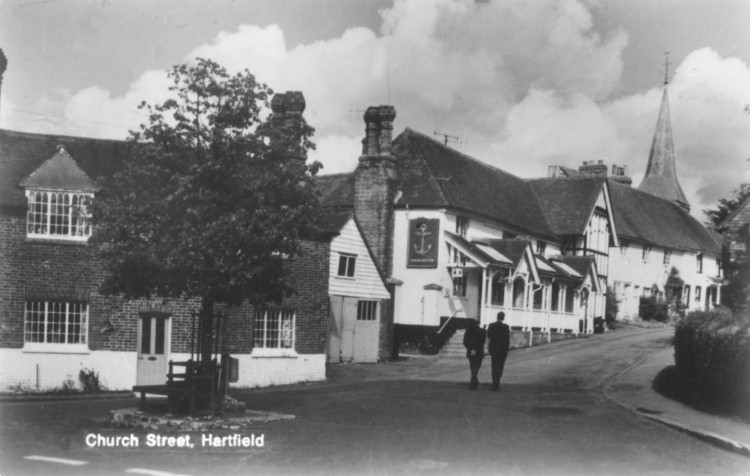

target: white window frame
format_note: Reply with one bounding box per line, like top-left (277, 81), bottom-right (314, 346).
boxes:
top-left (25, 189), bottom-right (93, 241)
top-left (663, 249), bottom-right (672, 266)
top-left (252, 309), bottom-right (296, 356)
top-left (23, 300), bottom-right (89, 353)
top-left (696, 253), bottom-right (703, 274)
top-left (337, 253), bottom-right (357, 278)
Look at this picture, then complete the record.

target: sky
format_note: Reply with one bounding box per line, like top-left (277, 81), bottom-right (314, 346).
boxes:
top-left (1, 0), bottom-right (750, 220)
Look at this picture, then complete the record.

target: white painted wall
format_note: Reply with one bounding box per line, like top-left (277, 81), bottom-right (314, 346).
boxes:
top-left (0, 349), bottom-right (137, 391)
top-left (610, 243), bottom-right (721, 319)
top-left (0, 349), bottom-right (327, 392)
top-left (329, 217), bottom-right (390, 300)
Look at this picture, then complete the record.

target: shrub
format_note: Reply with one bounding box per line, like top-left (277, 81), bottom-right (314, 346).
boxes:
top-left (674, 309), bottom-right (750, 414)
top-left (639, 296), bottom-right (668, 322)
top-left (79, 368), bottom-right (104, 393)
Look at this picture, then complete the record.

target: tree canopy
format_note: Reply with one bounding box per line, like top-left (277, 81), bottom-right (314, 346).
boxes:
top-left (704, 183), bottom-right (750, 228)
top-left (92, 58), bottom-right (321, 308)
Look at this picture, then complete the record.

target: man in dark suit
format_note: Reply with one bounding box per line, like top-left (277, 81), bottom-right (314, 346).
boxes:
top-left (463, 318), bottom-right (486, 390)
top-left (487, 311), bottom-right (510, 391)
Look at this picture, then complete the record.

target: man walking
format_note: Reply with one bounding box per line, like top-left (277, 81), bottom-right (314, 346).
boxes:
top-left (487, 311), bottom-right (510, 391)
top-left (463, 318), bottom-right (485, 390)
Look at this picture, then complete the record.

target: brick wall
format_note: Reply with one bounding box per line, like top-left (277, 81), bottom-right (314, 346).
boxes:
top-left (0, 211), bottom-right (330, 356)
top-left (353, 157), bottom-right (396, 277)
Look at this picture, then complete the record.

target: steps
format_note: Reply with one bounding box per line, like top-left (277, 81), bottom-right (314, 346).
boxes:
top-left (438, 331), bottom-right (467, 359)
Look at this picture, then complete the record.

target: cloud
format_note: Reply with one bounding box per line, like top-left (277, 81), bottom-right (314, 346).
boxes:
top-left (8, 0), bottom-right (750, 218)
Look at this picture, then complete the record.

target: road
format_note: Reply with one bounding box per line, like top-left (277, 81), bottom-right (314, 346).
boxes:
top-left (1, 325), bottom-right (748, 476)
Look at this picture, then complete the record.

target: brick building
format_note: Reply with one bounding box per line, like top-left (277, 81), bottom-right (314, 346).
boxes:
top-left (0, 94), bottom-right (334, 391)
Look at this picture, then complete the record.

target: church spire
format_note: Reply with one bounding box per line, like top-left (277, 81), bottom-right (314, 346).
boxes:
top-left (637, 62), bottom-right (690, 212)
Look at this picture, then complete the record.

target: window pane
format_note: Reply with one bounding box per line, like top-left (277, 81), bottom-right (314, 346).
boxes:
top-left (346, 256), bottom-right (356, 277)
top-left (155, 318), bottom-right (165, 354)
top-left (141, 318), bottom-right (151, 354)
top-left (337, 256), bottom-right (347, 276)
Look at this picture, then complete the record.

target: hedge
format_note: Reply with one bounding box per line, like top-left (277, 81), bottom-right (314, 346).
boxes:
top-left (674, 309), bottom-right (750, 411)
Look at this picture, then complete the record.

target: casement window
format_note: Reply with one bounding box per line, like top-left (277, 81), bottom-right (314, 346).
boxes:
top-left (696, 253), bottom-right (703, 274)
top-left (536, 241), bottom-right (547, 255)
top-left (26, 190), bottom-right (93, 241)
top-left (357, 301), bottom-right (378, 321)
top-left (253, 309), bottom-right (295, 350)
top-left (452, 275), bottom-right (467, 297)
top-left (663, 250), bottom-right (672, 266)
top-left (455, 216), bottom-right (468, 237)
top-left (695, 286), bottom-right (702, 302)
top-left (337, 253), bottom-right (356, 278)
top-left (24, 300), bottom-right (88, 350)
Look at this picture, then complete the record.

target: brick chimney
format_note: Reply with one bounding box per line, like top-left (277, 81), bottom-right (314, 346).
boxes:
top-left (578, 160), bottom-right (608, 177)
top-left (0, 49), bottom-right (7, 122)
top-left (267, 91), bottom-right (308, 169)
top-left (610, 164), bottom-right (632, 185)
top-left (354, 105), bottom-right (398, 276)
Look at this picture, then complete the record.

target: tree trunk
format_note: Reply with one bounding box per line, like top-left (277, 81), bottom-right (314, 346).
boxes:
top-left (199, 298), bottom-right (215, 368)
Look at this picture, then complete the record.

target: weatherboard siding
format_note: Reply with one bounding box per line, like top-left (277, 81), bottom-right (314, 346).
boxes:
top-left (329, 218), bottom-right (390, 300)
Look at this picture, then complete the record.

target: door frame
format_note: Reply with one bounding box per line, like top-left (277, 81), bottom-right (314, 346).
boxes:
top-left (135, 311), bottom-right (172, 385)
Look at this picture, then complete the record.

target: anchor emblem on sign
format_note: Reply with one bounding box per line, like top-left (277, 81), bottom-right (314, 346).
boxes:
top-left (414, 222), bottom-right (432, 255)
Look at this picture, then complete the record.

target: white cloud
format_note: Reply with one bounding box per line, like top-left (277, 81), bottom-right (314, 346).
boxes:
top-left (9, 0), bottom-right (750, 218)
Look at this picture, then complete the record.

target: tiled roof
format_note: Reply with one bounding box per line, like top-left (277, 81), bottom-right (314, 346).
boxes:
top-left (528, 177), bottom-right (605, 235)
top-left (608, 179), bottom-right (720, 254)
top-left (20, 145), bottom-right (99, 192)
top-left (393, 129), bottom-right (557, 240)
top-left (0, 129), bottom-right (130, 215)
top-left (313, 172), bottom-right (354, 209)
top-left (317, 209), bottom-right (352, 234)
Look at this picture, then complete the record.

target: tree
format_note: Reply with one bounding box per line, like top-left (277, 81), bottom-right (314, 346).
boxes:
top-left (703, 183), bottom-right (750, 228)
top-left (92, 59), bottom-right (321, 375)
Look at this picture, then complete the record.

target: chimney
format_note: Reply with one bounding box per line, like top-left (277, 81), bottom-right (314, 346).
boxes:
top-left (610, 164), bottom-right (632, 185)
top-left (0, 49), bottom-right (7, 122)
top-left (267, 91), bottom-right (307, 164)
top-left (578, 160), bottom-right (608, 177)
top-left (354, 105), bottom-right (398, 277)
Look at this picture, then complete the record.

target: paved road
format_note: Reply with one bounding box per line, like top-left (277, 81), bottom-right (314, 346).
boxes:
top-left (1, 325), bottom-right (748, 476)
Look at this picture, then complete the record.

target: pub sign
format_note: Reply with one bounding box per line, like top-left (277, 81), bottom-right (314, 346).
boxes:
top-left (407, 218), bottom-right (439, 268)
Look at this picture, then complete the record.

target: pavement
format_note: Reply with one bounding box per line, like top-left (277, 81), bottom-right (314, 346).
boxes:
top-left (603, 345), bottom-right (750, 457)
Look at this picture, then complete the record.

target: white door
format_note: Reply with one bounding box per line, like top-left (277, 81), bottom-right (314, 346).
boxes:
top-left (136, 315), bottom-right (170, 385)
top-left (353, 300), bottom-right (379, 363)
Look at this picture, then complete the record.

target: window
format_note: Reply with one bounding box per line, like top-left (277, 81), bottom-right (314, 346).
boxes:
top-left (642, 245), bottom-right (651, 262)
top-left (26, 190), bottom-right (92, 240)
top-left (357, 301), bottom-right (378, 321)
top-left (663, 250), bottom-right (671, 266)
top-left (536, 241), bottom-right (547, 255)
top-left (717, 258), bottom-right (722, 277)
top-left (455, 216), bottom-right (468, 237)
top-left (491, 272), bottom-right (506, 305)
top-left (253, 309), bottom-right (295, 350)
top-left (620, 241), bottom-right (628, 256)
top-left (696, 253), bottom-right (703, 274)
top-left (452, 275), bottom-right (467, 297)
top-left (337, 254), bottom-right (356, 277)
top-left (550, 282), bottom-right (561, 311)
top-left (683, 285), bottom-right (691, 304)
top-left (24, 301), bottom-right (88, 346)
top-left (695, 286), bottom-right (702, 302)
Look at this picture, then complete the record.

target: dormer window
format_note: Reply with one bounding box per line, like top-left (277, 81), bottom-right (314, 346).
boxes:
top-left (26, 190), bottom-right (92, 240)
top-left (20, 145), bottom-right (98, 242)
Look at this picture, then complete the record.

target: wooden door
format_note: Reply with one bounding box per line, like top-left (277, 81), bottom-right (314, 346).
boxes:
top-left (136, 315), bottom-right (169, 385)
top-left (353, 300), bottom-right (379, 363)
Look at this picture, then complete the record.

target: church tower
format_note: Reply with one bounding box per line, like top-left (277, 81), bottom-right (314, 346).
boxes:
top-left (637, 68), bottom-right (690, 212)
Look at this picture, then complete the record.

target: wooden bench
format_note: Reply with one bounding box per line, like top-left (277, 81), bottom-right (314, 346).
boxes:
top-left (133, 360), bottom-right (216, 415)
